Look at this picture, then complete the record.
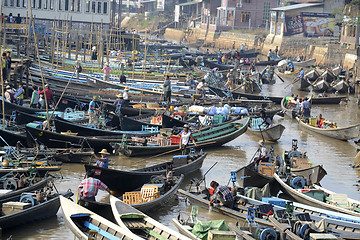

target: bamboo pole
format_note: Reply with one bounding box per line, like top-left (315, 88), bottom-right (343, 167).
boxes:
top-left (139, 32), bottom-right (148, 115)
top-left (27, 0), bottom-right (50, 130)
top-left (132, 31), bottom-right (135, 80)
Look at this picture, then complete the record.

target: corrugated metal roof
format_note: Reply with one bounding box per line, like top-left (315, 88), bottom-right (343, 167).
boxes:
top-left (271, 3), bottom-right (323, 11)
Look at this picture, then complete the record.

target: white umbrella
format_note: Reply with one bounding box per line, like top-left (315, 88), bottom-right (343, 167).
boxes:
top-left (277, 59), bottom-right (288, 67)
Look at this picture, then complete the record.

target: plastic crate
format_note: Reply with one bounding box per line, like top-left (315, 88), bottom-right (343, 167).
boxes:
top-left (170, 135), bottom-right (181, 145)
top-left (262, 197), bottom-right (287, 208)
top-left (309, 117), bottom-right (317, 126)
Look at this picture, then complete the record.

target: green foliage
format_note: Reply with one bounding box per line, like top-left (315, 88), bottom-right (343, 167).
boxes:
top-left (350, 0), bottom-right (360, 5)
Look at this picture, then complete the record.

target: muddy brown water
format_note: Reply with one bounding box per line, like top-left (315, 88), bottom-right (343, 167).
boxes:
top-left (4, 76), bottom-right (360, 239)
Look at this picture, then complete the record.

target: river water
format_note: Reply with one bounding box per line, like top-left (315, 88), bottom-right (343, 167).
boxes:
top-left (4, 75), bottom-right (360, 239)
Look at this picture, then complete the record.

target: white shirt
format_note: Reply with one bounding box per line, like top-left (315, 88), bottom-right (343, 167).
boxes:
top-left (181, 131), bottom-right (192, 145)
top-left (123, 91), bottom-right (129, 100)
top-left (197, 82), bottom-right (204, 90)
top-left (260, 146), bottom-right (268, 158)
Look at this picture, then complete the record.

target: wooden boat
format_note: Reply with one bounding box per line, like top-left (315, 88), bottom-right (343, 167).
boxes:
top-left (161, 114), bottom-right (186, 128)
top-left (281, 140), bottom-right (327, 184)
top-left (25, 125), bottom-right (154, 152)
top-left (0, 165), bottom-right (61, 178)
top-left (320, 70), bottom-right (336, 82)
top-left (235, 193), bottom-right (360, 240)
top-left (312, 79), bottom-right (331, 92)
top-left (0, 98), bottom-right (41, 115)
top-left (110, 196), bottom-right (189, 240)
top-left (0, 128), bottom-right (28, 147)
top-left (299, 77), bottom-right (311, 90)
top-left (54, 117), bottom-right (124, 136)
top-left (85, 152), bottom-right (206, 192)
top-left (120, 115), bottom-right (160, 132)
top-left (116, 118), bottom-right (249, 157)
top-left (247, 118), bottom-right (285, 141)
top-left (235, 162), bottom-right (281, 196)
top-left (296, 117), bottom-right (360, 140)
top-left (0, 176), bottom-right (53, 204)
top-left (273, 173), bottom-right (360, 218)
top-left (79, 175), bottom-right (184, 214)
top-left (119, 106), bottom-right (156, 117)
top-left (332, 80), bottom-right (350, 93)
top-left (305, 69), bottom-right (320, 82)
top-left (15, 111), bottom-right (46, 125)
top-left (179, 189), bottom-right (360, 239)
top-left (292, 58), bottom-right (316, 68)
top-left (60, 196), bottom-right (142, 240)
top-left (209, 86), bottom-right (344, 105)
top-left (0, 189), bottom-right (73, 230)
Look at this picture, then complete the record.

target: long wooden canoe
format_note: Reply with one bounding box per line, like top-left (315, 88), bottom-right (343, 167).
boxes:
top-left (296, 117), bottom-right (360, 140)
top-left (60, 196), bottom-right (142, 240)
top-left (273, 173), bottom-right (360, 217)
top-left (85, 153), bottom-right (206, 192)
top-left (116, 118), bottom-right (249, 157)
top-left (110, 196), bottom-right (190, 240)
top-left (247, 123), bottom-right (285, 142)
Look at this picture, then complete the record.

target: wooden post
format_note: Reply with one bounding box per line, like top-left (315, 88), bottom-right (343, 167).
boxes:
top-left (83, 36), bottom-right (86, 63)
top-left (13, 63), bottom-right (19, 87)
top-left (25, 59), bottom-right (30, 98)
top-left (75, 32), bottom-right (79, 61)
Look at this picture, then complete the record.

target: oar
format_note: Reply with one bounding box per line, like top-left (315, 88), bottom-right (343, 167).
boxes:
top-left (249, 147), bottom-right (260, 163)
top-left (258, 124), bottom-right (265, 143)
top-left (274, 70), bottom-right (285, 82)
top-left (138, 141), bottom-right (217, 162)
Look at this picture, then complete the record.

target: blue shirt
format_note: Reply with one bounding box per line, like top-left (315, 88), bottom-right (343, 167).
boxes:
top-left (299, 70), bottom-right (304, 78)
top-left (96, 157), bottom-right (108, 168)
top-left (89, 101), bottom-right (95, 113)
top-left (287, 62), bottom-right (294, 69)
top-left (302, 100), bottom-right (311, 109)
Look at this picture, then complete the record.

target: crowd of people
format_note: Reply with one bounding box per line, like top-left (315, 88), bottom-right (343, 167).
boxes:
top-left (1, 13), bottom-right (22, 24)
top-left (284, 94), bottom-right (312, 118)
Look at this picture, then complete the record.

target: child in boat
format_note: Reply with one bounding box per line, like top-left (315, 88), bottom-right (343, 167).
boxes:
top-left (316, 114), bottom-right (325, 128)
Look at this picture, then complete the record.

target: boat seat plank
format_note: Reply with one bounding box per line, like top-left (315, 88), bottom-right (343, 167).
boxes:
top-left (84, 221), bottom-right (123, 240)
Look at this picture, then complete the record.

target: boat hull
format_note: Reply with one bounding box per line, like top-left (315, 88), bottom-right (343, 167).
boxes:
top-left (247, 124), bottom-right (285, 141)
top-left (296, 117), bottom-right (360, 140)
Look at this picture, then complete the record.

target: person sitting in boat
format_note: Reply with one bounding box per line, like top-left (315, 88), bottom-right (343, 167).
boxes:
top-left (78, 169), bottom-right (111, 202)
top-left (92, 149), bottom-right (110, 168)
top-left (106, 111), bottom-right (120, 128)
top-left (179, 124), bottom-right (197, 155)
top-left (259, 110), bottom-right (272, 128)
top-left (254, 140), bottom-right (269, 169)
top-left (114, 93), bottom-right (124, 107)
top-left (208, 181), bottom-right (235, 209)
top-left (284, 93), bottom-right (294, 107)
top-left (286, 61), bottom-right (294, 72)
top-left (316, 114), bottom-right (325, 128)
top-left (4, 85), bottom-right (17, 104)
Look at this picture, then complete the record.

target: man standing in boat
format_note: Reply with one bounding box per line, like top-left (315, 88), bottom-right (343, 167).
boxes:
top-left (102, 63), bottom-right (112, 81)
top-left (179, 124), bottom-right (197, 155)
top-left (92, 149), bottom-right (110, 168)
top-left (208, 181), bottom-right (235, 209)
top-left (301, 97), bottom-right (311, 118)
top-left (163, 75), bottom-right (171, 105)
top-left (78, 169), bottom-right (111, 202)
top-left (254, 140), bottom-right (269, 169)
top-left (89, 96), bottom-right (100, 124)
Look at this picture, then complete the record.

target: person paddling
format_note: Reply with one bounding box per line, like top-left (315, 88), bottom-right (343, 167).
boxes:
top-left (92, 149), bottom-right (110, 168)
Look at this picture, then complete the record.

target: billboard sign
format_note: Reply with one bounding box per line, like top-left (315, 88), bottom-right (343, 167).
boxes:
top-left (302, 12), bottom-right (335, 37)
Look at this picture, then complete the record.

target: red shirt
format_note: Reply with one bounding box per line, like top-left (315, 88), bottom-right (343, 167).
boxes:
top-left (38, 88), bottom-right (52, 100)
top-left (78, 177), bottom-right (108, 198)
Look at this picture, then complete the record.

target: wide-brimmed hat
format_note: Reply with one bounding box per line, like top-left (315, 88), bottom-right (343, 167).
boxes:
top-left (124, 87), bottom-right (130, 91)
top-left (6, 85), bottom-right (11, 89)
top-left (98, 149), bottom-right (110, 155)
top-left (258, 140), bottom-right (264, 146)
top-left (183, 124), bottom-right (190, 129)
top-left (116, 93), bottom-right (123, 98)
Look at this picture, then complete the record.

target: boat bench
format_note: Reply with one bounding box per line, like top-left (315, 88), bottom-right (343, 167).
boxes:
top-left (84, 219), bottom-right (131, 240)
top-left (251, 118), bottom-right (265, 130)
top-left (195, 125), bottom-right (231, 136)
top-left (123, 219), bottom-right (149, 229)
top-left (275, 209), bottom-right (311, 221)
top-left (123, 185), bottom-right (160, 205)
